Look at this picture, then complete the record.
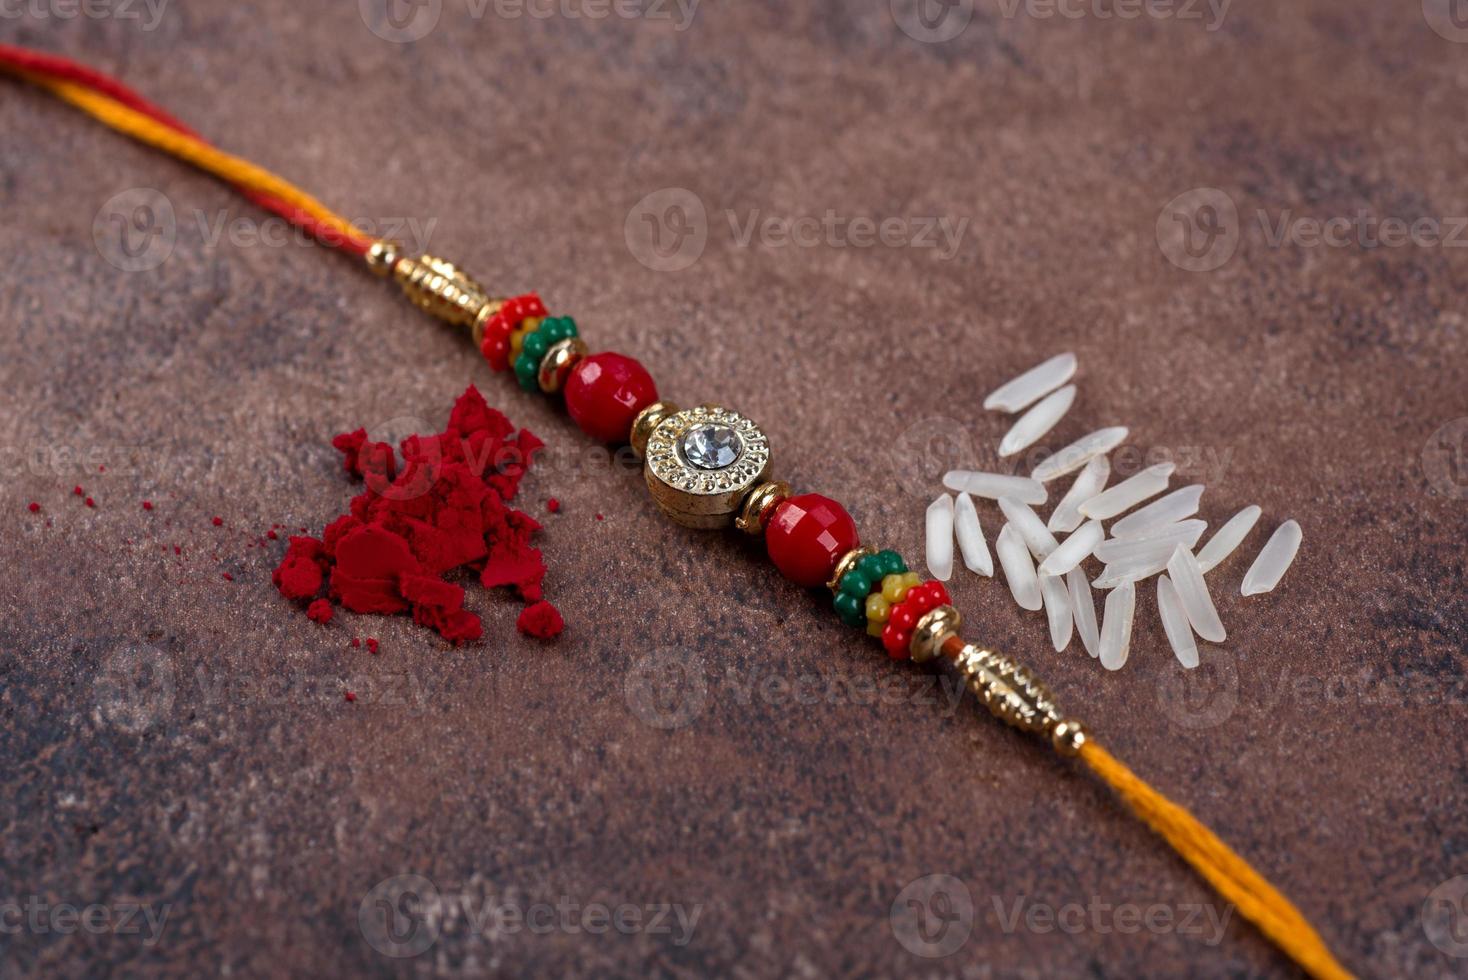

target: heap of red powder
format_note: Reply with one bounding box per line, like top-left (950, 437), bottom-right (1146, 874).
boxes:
top-left (271, 386), bottom-right (562, 643)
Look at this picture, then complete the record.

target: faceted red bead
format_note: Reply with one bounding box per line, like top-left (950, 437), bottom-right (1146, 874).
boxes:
top-left (563, 352), bottom-right (658, 443)
top-left (764, 493), bottom-right (858, 589)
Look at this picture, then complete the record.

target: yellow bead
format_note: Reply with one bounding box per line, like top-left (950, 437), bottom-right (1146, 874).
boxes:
top-left (510, 317), bottom-right (542, 358)
top-left (880, 574), bottom-right (906, 603)
top-left (867, 619), bottom-right (885, 638)
top-left (865, 593), bottom-right (890, 624)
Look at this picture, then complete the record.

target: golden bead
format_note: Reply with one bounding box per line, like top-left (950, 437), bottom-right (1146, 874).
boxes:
top-left (365, 240), bottom-right (401, 278)
top-left (1051, 720), bottom-right (1088, 757)
top-left (865, 593), bottom-right (891, 623)
top-left (629, 401), bottom-right (680, 459)
top-left (735, 480), bottom-right (792, 535)
top-left (827, 546), bottom-right (876, 593)
top-left (909, 605), bottom-right (962, 664)
top-left (537, 337), bottom-right (588, 394)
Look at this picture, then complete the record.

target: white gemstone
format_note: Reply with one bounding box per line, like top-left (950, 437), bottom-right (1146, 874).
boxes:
top-left (680, 424), bottom-right (743, 470)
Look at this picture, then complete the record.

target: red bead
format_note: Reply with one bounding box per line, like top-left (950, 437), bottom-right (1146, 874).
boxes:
top-left (882, 622), bottom-right (908, 658)
top-left (563, 352), bottom-right (658, 443)
top-left (482, 334), bottom-right (510, 372)
top-left (764, 493), bottom-right (858, 589)
top-left (891, 604), bottom-right (917, 631)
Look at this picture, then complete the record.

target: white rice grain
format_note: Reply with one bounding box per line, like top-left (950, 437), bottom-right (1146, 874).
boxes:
top-left (1166, 546), bottom-right (1227, 643)
top-left (1032, 427), bottom-right (1129, 482)
top-left (1038, 520), bottom-right (1104, 578)
top-left (1040, 574), bottom-right (1074, 652)
top-left (1078, 462), bottom-right (1176, 520)
top-left (1067, 567), bottom-right (1100, 657)
top-left (998, 497), bottom-right (1059, 559)
top-left (983, 352), bottom-right (1077, 413)
top-left (1091, 557), bottom-right (1169, 590)
top-left (941, 471), bottom-right (1047, 505)
top-left (954, 493), bottom-right (993, 577)
top-left (1156, 575), bottom-right (1199, 669)
top-left (1093, 520), bottom-right (1207, 565)
top-left (1047, 456), bottom-right (1110, 533)
top-left (996, 523), bottom-right (1043, 611)
top-left (925, 494), bottom-right (955, 582)
top-left (1109, 484), bottom-right (1205, 539)
top-left (1197, 505), bottom-right (1262, 573)
top-left (1098, 580), bottom-right (1136, 671)
top-left (998, 385), bottom-right (1076, 457)
top-left (1241, 520), bottom-right (1302, 596)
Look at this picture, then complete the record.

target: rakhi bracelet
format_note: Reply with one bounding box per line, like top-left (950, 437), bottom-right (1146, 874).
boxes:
top-left (0, 43), bottom-right (1352, 980)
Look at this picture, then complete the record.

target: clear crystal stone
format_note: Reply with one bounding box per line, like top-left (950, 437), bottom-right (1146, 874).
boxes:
top-left (680, 424), bottom-right (743, 470)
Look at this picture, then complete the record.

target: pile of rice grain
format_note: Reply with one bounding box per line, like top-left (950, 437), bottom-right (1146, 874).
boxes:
top-left (926, 353), bottom-right (1301, 671)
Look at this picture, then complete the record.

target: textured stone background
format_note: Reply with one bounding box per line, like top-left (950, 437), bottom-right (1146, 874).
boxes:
top-left (2, 1), bottom-right (1466, 977)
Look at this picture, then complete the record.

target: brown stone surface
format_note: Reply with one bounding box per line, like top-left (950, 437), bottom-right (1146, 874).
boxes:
top-left (1, 2), bottom-right (1466, 977)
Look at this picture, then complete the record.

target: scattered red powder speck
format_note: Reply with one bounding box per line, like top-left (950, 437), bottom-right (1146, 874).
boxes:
top-left (173, 546), bottom-right (182, 556)
top-left (307, 598), bottom-right (334, 624)
top-left (517, 601), bottom-right (564, 639)
top-left (28, 502), bottom-right (40, 513)
top-left (595, 513), bottom-right (604, 521)
top-left (266, 529), bottom-right (278, 540)
top-left (73, 486), bottom-right (83, 496)
top-left (271, 386), bottom-right (553, 645)
top-left (344, 691), bottom-right (356, 703)
top-left (546, 498), bottom-right (560, 513)
top-left (212, 516), bottom-right (223, 526)
top-left (366, 638), bottom-right (379, 654)
top-left (222, 572), bottom-right (234, 581)
top-left (350, 638), bottom-right (361, 648)
top-left (142, 501), bottom-right (154, 511)
top-left (98, 465), bottom-right (106, 472)
top-left (84, 497), bottom-right (96, 508)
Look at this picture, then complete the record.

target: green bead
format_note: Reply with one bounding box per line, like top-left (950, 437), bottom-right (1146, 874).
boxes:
top-left (833, 592), bottom-right (863, 625)
top-left (515, 354), bottom-right (539, 390)
top-left (839, 571), bottom-right (871, 599)
top-left (522, 330), bottom-right (550, 360)
top-left (878, 550), bottom-right (907, 576)
top-left (560, 316), bottom-right (579, 338)
top-left (856, 554), bottom-right (884, 581)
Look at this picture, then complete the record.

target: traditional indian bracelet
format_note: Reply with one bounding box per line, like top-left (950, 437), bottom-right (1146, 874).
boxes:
top-left (0, 42), bottom-right (1351, 980)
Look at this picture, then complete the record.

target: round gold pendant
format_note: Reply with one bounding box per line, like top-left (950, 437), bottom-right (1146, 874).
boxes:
top-left (643, 405), bottom-right (772, 529)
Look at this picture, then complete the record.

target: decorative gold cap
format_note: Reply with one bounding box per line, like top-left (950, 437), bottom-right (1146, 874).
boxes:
top-left (735, 480), bottom-right (791, 535)
top-left (365, 240), bottom-right (401, 277)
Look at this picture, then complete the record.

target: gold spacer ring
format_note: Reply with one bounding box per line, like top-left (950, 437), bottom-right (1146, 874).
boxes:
top-left (909, 605), bottom-right (963, 664)
top-left (537, 337), bottom-right (588, 394)
top-left (734, 480), bottom-right (791, 535)
top-left (629, 401), bottom-right (680, 459)
top-left (827, 546), bottom-right (876, 593)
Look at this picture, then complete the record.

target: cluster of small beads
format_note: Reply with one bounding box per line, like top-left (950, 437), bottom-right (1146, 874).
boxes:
top-left (880, 580), bottom-right (950, 659)
top-left (480, 294), bottom-right (548, 371)
top-left (513, 316), bottom-right (579, 391)
top-left (832, 550), bottom-right (909, 629)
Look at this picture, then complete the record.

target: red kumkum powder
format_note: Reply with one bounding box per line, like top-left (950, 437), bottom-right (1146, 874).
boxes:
top-left (272, 386), bottom-right (561, 644)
